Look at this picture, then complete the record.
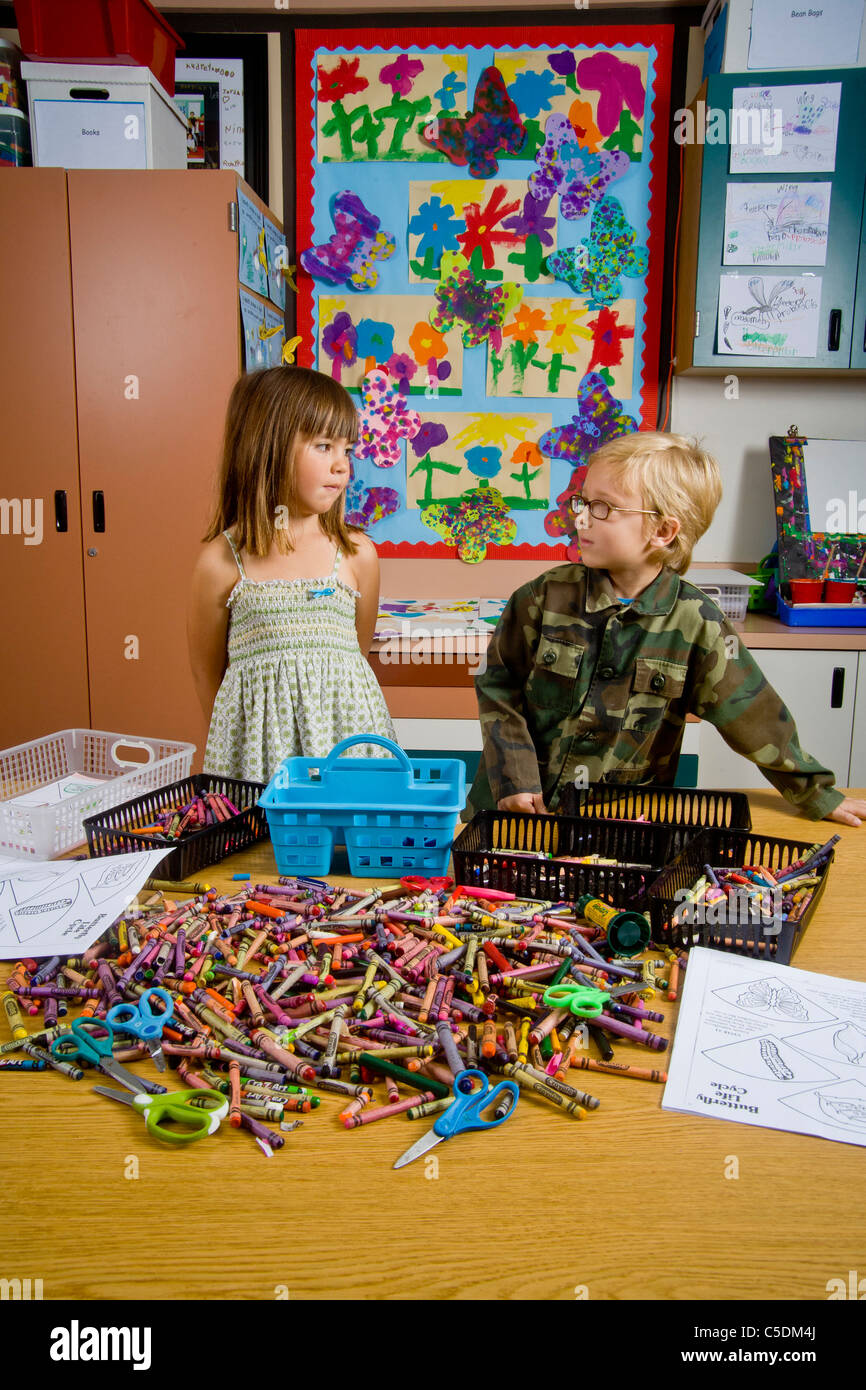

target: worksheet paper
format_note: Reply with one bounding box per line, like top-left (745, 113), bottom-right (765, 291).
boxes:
top-left (717, 273), bottom-right (821, 356)
top-left (723, 182), bottom-right (831, 267)
top-left (0, 850), bottom-right (172, 960)
top-left (729, 82), bottom-right (841, 174)
top-left (662, 947), bottom-right (866, 1148)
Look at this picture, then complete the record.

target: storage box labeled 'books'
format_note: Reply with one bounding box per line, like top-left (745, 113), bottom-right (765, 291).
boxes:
top-left (260, 735), bottom-right (465, 878)
top-left (22, 60), bottom-right (186, 169)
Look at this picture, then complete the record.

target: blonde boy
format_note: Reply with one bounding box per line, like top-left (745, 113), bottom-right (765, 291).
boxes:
top-left (469, 431), bottom-right (865, 826)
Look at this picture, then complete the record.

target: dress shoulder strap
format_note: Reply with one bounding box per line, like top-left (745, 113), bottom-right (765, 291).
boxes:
top-left (223, 529), bottom-right (246, 580)
top-left (329, 544), bottom-right (342, 579)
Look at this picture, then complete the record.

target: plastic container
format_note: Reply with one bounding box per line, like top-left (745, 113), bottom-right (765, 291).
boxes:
top-left (690, 569), bottom-right (762, 622)
top-left (259, 735), bottom-right (465, 878)
top-left (559, 782), bottom-right (752, 860)
top-left (13, 0), bottom-right (185, 95)
top-left (645, 826), bottom-right (834, 964)
top-left (0, 107), bottom-right (31, 165)
top-left (84, 773), bottom-right (268, 880)
top-left (823, 580), bottom-right (856, 603)
top-left (0, 729), bottom-right (195, 859)
top-left (788, 578), bottom-right (824, 603)
top-left (451, 810), bottom-right (682, 906)
top-left (776, 594), bottom-right (866, 628)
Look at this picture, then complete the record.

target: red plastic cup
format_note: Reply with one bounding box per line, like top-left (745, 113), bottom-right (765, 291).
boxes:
top-left (789, 579), bottom-right (824, 603)
top-left (823, 580), bottom-right (856, 603)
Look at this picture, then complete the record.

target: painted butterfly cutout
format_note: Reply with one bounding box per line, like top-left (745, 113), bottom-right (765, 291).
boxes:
top-left (539, 371), bottom-right (637, 464)
top-left (423, 66), bottom-right (526, 179)
top-left (300, 191), bottom-right (395, 291)
top-left (354, 369), bottom-right (421, 469)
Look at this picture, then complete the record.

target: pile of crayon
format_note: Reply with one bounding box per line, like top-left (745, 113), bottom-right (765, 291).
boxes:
top-left (127, 791), bottom-right (242, 842)
top-left (0, 876), bottom-right (684, 1155)
top-left (670, 835), bottom-right (838, 931)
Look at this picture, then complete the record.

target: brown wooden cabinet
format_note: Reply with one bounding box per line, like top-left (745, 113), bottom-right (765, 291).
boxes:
top-left (0, 169), bottom-right (284, 768)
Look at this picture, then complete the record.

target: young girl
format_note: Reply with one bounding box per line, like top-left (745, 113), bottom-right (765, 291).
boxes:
top-left (188, 365), bottom-right (396, 783)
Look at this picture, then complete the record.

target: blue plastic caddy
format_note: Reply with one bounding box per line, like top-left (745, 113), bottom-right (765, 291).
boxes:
top-left (259, 735), bottom-right (466, 877)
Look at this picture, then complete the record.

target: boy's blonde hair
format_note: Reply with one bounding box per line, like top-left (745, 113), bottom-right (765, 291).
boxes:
top-left (584, 430), bottom-right (722, 574)
top-left (204, 366), bottom-right (360, 556)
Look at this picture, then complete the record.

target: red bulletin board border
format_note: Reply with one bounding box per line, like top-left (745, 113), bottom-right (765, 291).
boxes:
top-left (295, 24), bottom-right (674, 561)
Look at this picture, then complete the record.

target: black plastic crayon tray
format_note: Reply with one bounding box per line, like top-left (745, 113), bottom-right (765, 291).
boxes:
top-left (451, 810), bottom-right (683, 908)
top-left (559, 783), bottom-right (752, 854)
top-left (83, 773), bottom-right (269, 879)
top-left (645, 827), bottom-right (833, 964)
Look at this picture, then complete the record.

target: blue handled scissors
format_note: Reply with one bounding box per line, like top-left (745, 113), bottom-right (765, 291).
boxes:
top-left (393, 1068), bottom-right (518, 1169)
top-left (51, 1018), bottom-right (164, 1094)
top-left (107, 987), bottom-right (174, 1072)
top-left (92, 1085), bottom-right (228, 1144)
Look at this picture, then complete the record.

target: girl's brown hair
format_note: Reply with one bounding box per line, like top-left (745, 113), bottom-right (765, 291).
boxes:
top-left (203, 366), bottom-right (361, 556)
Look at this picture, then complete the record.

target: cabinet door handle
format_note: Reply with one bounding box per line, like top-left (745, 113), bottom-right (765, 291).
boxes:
top-left (92, 490), bottom-right (105, 533)
top-left (827, 309), bottom-right (841, 352)
top-left (830, 667), bottom-right (845, 708)
top-left (54, 490), bottom-right (68, 533)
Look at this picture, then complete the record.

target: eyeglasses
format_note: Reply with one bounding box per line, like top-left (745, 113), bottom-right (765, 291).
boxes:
top-left (569, 494), bottom-right (662, 521)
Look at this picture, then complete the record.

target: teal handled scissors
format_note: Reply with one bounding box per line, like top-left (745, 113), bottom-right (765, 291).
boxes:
top-left (393, 1068), bottom-right (518, 1170)
top-left (107, 987), bottom-right (174, 1072)
top-left (92, 1086), bottom-right (229, 1145)
top-left (51, 1018), bottom-right (163, 1094)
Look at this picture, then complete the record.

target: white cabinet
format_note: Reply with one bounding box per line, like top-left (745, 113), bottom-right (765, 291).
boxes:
top-left (697, 649), bottom-right (859, 790)
top-left (849, 655), bottom-right (866, 787)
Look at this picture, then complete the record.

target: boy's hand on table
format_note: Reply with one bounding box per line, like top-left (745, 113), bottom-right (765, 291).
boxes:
top-left (497, 793), bottom-right (549, 814)
top-left (825, 797), bottom-right (866, 827)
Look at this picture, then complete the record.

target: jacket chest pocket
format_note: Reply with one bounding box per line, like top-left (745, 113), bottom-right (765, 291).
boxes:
top-left (526, 635), bottom-right (584, 711)
top-left (622, 658), bottom-right (687, 733)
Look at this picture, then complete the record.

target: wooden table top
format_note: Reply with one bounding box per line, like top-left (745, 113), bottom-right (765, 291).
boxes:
top-left (2, 790), bottom-right (864, 1303)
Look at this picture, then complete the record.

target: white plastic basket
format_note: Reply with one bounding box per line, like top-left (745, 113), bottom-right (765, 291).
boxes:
top-left (691, 569), bottom-right (762, 623)
top-left (697, 583), bottom-right (750, 621)
top-left (0, 729), bottom-right (195, 859)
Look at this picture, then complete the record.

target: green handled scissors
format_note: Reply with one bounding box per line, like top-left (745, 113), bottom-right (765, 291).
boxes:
top-left (543, 981), bottom-right (611, 1017)
top-left (93, 1085), bottom-right (229, 1144)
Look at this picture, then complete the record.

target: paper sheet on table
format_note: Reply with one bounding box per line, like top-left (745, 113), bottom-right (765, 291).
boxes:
top-left (723, 182), bottom-right (831, 267)
top-left (729, 82), bottom-right (841, 174)
top-left (6, 775), bottom-right (107, 809)
top-left (662, 947), bottom-right (866, 1147)
top-left (0, 849), bottom-right (172, 960)
top-left (717, 273), bottom-right (821, 357)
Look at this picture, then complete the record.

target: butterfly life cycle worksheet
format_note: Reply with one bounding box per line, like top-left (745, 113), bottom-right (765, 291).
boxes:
top-left (662, 947), bottom-right (866, 1147)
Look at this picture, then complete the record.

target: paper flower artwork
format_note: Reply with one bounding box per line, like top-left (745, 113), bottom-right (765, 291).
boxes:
top-left (300, 191), bottom-right (396, 290)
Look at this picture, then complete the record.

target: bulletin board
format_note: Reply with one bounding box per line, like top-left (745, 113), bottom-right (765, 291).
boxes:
top-left (295, 24), bottom-right (674, 562)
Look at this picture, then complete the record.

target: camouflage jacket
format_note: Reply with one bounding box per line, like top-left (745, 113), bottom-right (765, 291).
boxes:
top-left (468, 563), bottom-right (843, 821)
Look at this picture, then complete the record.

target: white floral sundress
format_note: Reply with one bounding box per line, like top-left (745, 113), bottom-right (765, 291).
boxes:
top-left (203, 530), bottom-right (396, 783)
